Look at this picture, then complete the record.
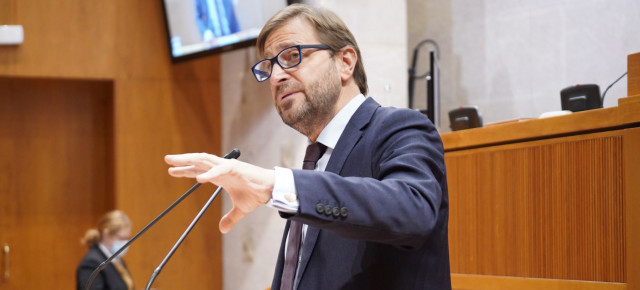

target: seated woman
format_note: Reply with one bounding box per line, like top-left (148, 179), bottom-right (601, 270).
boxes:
top-left (76, 210), bottom-right (134, 290)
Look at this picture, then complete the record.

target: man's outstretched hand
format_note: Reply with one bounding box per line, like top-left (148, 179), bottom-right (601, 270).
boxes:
top-left (165, 153), bottom-right (275, 233)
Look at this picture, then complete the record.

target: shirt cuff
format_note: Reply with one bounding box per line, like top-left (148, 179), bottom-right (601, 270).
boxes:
top-left (266, 166), bottom-right (299, 214)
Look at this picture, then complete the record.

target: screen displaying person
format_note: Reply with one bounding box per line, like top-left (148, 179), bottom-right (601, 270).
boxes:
top-left (194, 0), bottom-right (240, 42)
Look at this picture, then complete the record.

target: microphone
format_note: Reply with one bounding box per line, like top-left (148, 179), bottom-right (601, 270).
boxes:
top-left (408, 39), bottom-right (439, 110)
top-left (144, 183), bottom-right (227, 289)
top-left (84, 148), bottom-right (241, 290)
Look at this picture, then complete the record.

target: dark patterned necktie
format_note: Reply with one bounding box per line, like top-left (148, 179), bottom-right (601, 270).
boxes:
top-left (280, 142), bottom-right (327, 290)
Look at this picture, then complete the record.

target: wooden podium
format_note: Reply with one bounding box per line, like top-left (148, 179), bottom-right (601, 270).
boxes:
top-left (442, 52), bottom-right (640, 290)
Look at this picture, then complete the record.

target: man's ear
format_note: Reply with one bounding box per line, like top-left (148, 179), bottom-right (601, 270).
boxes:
top-left (336, 46), bottom-right (357, 82)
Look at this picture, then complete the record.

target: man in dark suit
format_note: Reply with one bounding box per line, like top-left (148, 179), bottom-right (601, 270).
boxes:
top-left (165, 3), bottom-right (451, 289)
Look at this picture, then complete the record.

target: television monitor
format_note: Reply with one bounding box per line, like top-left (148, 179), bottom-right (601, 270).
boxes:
top-left (161, 0), bottom-right (292, 62)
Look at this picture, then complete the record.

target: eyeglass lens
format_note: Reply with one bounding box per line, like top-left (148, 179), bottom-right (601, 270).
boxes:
top-left (253, 46), bottom-right (302, 82)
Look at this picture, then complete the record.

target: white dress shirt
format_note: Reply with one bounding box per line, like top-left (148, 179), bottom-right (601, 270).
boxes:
top-left (268, 93), bottom-right (366, 212)
top-left (267, 94), bottom-right (366, 245)
top-left (98, 242), bottom-right (121, 263)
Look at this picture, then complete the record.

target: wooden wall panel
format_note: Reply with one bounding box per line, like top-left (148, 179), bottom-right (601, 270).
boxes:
top-left (624, 128), bottom-right (640, 290)
top-left (113, 0), bottom-right (173, 80)
top-left (629, 53), bottom-right (640, 97)
top-left (446, 130), bottom-right (626, 282)
top-left (0, 0), bottom-right (17, 74)
top-left (0, 0), bottom-right (224, 288)
top-left (0, 0), bottom-right (14, 23)
top-left (5, 1), bottom-right (118, 78)
top-left (114, 62), bottom-right (222, 289)
top-left (0, 77), bottom-right (114, 289)
top-left (452, 274), bottom-right (626, 290)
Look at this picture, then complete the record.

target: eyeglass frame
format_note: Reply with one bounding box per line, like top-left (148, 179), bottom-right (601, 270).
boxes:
top-left (251, 44), bottom-right (331, 82)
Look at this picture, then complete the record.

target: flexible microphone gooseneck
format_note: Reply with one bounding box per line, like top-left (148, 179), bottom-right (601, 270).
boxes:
top-left (84, 148), bottom-right (241, 290)
top-left (408, 39), bottom-right (439, 109)
top-left (601, 71), bottom-right (628, 104)
top-left (144, 182), bottom-right (227, 289)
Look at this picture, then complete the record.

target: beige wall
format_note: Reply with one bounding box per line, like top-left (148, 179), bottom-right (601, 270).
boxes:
top-left (409, 0), bottom-right (640, 132)
top-left (220, 1), bottom-right (407, 289)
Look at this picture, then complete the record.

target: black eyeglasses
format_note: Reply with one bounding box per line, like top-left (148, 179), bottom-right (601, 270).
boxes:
top-left (251, 44), bottom-right (331, 82)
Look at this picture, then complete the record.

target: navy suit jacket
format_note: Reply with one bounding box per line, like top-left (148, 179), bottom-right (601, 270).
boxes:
top-left (272, 98), bottom-right (451, 289)
top-left (76, 245), bottom-right (131, 290)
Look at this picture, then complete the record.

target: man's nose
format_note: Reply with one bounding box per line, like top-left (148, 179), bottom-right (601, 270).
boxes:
top-left (270, 62), bottom-right (290, 84)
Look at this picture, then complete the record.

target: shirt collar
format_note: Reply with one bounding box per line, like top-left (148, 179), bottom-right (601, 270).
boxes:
top-left (316, 94), bottom-right (366, 149)
top-left (98, 243), bottom-right (111, 256)
top-left (98, 242), bottom-right (120, 262)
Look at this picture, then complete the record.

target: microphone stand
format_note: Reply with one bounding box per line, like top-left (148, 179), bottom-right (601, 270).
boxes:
top-left (84, 148), bottom-right (240, 290)
top-left (408, 39), bottom-right (439, 110)
top-left (144, 185), bottom-right (225, 290)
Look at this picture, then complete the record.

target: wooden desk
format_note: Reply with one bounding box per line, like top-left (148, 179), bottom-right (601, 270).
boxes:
top-left (442, 53), bottom-right (640, 290)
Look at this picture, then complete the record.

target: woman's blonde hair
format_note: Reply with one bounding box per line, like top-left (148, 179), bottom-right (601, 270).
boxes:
top-left (81, 210), bottom-right (131, 247)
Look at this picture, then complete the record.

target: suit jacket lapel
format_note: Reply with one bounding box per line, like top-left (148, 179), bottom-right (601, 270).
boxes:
top-left (295, 97), bottom-right (380, 283)
top-left (325, 97), bottom-right (378, 174)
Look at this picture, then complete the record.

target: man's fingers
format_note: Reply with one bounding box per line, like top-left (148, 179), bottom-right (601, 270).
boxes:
top-left (196, 160), bottom-right (233, 183)
top-left (165, 153), bottom-right (222, 168)
top-left (219, 207), bottom-right (246, 234)
top-left (168, 166), bottom-right (205, 178)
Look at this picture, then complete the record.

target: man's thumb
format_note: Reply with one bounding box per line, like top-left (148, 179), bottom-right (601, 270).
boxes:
top-left (219, 207), bottom-right (244, 233)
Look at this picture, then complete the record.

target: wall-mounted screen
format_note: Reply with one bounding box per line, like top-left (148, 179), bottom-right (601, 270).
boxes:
top-left (161, 0), bottom-right (291, 62)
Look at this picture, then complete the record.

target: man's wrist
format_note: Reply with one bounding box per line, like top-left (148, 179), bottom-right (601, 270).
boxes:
top-left (267, 166), bottom-right (299, 213)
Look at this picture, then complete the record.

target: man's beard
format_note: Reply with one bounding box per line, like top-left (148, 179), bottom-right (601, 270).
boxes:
top-left (276, 63), bottom-right (341, 137)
